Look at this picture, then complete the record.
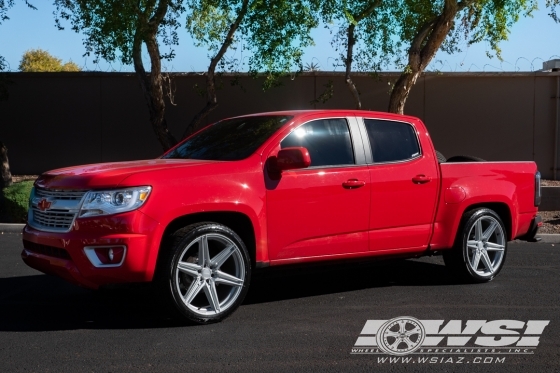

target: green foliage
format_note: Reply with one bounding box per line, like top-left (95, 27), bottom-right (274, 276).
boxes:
top-left (394, 0), bottom-right (537, 63)
top-left (187, 0), bottom-right (318, 89)
top-left (18, 49), bottom-right (81, 72)
top-left (317, 0), bottom-right (401, 73)
top-left (54, 0), bottom-right (185, 65)
top-left (547, 0), bottom-right (560, 22)
top-left (0, 180), bottom-right (33, 223)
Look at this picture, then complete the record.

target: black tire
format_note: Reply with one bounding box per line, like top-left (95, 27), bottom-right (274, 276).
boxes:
top-left (158, 222), bottom-right (251, 324)
top-left (446, 155), bottom-right (486, 162)
top-left (435, 150), bottom-right (446, 163)
top-left (443, 208), bottom-right (507, 283)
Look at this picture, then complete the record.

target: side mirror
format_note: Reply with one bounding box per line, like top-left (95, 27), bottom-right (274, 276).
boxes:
top-left (268, 147), bottom-right (311, 172)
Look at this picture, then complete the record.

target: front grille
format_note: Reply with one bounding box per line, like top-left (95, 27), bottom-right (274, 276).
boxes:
top-left (29, 188), bottom-right (87, 232)
top-left (35, 188), bottom-right (86, 200)
top-left (23, 240), bottom-right (71, 260)
top-left (32, 209), bottom-right (76, 230)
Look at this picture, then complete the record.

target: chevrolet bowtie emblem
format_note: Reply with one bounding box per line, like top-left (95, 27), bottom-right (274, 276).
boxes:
top-left (37, 198), bottom-right (52, 211)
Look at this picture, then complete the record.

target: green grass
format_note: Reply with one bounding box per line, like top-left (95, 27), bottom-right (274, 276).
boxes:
top-left (0, 181), bottom-right (33, 223)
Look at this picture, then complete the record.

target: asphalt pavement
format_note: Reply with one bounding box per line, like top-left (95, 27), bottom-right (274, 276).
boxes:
top-left (1, 232), bottom-right (559, 373)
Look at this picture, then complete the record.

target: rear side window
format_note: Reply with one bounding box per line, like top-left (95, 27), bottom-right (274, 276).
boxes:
top-left (281, 118), bottom-right (354, 167)
top-left (364, 119), bottom-right (420, 163)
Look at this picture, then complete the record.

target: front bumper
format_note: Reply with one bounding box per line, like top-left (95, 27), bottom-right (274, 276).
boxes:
top-left (21, 210), bottom-right (161, 289)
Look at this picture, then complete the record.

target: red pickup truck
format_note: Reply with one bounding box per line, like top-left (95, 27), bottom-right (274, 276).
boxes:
top-left (22, 110), bottom-right (541, 324)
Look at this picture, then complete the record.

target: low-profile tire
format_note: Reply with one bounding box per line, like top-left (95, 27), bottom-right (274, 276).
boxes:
top-left (158, 222), bottom-right (251, 324)
top-left (446, 155), bottom-right (486, 162)
top-left (443, 208), bottom-right (507, 283)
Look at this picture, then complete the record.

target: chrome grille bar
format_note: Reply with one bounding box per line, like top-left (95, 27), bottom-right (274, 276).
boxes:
top-left (29, 188), bottom-right (87, 232)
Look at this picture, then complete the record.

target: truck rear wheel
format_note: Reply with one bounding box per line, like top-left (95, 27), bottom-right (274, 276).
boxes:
top-left (158, 222), bottom-right (251, 324)
top-left (443, 208), bottom-right (507, 283)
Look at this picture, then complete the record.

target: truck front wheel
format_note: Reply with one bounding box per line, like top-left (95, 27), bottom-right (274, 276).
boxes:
top-left (443, 208), bottom-right (507, 283)
top-left (159, 222), bottom-right (251, 324)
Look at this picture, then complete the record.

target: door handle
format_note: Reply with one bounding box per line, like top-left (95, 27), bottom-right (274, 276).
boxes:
top-left (412, 174), bottom-right (431, 184)
top-left (342, 179), bottom-right (366, 189)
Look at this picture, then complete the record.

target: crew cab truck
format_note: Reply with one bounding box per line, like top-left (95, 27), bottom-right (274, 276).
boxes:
top-left (22, 110), bottom-right (541, 324)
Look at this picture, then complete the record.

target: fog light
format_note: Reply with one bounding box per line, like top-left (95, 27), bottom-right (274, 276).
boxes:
top-left (84, 246), bottom-right (126, 267)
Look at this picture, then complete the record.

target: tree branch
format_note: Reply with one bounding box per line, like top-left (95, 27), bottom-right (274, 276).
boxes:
top-left (355, 0), bottom-right (382, 22)
top-left (183, 0), bottom-right (251, 138)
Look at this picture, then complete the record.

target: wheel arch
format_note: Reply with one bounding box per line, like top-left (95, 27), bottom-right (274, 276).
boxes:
top-left (156, 211), bottom-right (257, 274)
top-left (460, 202), bottom-right (513, 241)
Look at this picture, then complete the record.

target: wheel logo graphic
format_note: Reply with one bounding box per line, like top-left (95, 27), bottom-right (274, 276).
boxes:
top-left (376, 317), bottom-right (425, 356)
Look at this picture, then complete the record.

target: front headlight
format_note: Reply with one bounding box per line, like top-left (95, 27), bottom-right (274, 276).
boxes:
top-left (79, 186), bottom-right (152, 218)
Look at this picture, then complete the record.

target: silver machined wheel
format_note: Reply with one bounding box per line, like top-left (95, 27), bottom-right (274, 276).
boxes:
top-left (174, 233), bottom-right (246, 316)
top-left (465, 215), bottom-right (506, 277)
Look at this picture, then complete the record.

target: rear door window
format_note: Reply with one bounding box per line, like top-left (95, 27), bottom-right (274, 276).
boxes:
top-left (363, 119), bottom-right (420, 163)
top-left (281, 118), bottom-right (355, 167)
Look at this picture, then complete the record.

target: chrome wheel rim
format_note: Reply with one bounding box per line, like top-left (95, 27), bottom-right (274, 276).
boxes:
top-left (174, 233), bottom-right (245, 316)
top-left (466, 216), bottom-right (506, 277)
top-left (376, 317), bottom-right (425, 356)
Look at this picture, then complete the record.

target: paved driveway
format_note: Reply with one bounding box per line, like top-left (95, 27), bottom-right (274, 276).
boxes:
top-left (1, 233), bottom-right (559, 372)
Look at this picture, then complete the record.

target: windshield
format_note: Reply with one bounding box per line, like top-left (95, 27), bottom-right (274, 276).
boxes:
top-left (162, 115), bottom-right (292, 161)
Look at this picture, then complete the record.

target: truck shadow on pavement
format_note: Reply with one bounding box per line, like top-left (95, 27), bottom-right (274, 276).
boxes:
top-left (0, 257), bottom-right (457, 331)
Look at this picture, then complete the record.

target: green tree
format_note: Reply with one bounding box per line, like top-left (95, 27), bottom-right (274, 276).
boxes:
top-left (317, 0), bottom-right (398, 109)
top-left (183, 0), bottom-right (318, 137)
top-left (54, 0), bottom-right (185, 151)
top-left (388, 0), bottom-right (537, 114)
top-left (18, 49), bottom-right (81, 72)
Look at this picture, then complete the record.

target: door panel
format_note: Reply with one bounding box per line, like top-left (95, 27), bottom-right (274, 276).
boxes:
top-left (266, 168), bottom-right (370, 259)
top-left (266, 118), bottom-right (371, 261)
top-left (363, 119), bottom-right (439, 251)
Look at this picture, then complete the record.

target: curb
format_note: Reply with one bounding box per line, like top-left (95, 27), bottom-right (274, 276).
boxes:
top-left (0, 224), bottom-right (24, 233)
top-left (534, 234), bottom-right (560, 244)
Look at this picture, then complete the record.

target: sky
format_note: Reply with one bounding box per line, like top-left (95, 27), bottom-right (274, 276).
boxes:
top-left (0, 1), bottom-right (559, 73)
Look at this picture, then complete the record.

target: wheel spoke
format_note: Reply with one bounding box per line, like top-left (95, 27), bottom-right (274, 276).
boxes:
top-left (177, 261), bottom-right (201, 277)
top-left (482, 221), bottom-right (498, 241)
top-left (467, 240), bottom-right (479, 250)
top-left (405, 327), bottom-right (421, 336)
top-left (475, 219), bottom-right (483, 241)
top-left (214, 270), bottom-right (244, 287)
top-left (398, 320), bottom-right (406, 333)
top-left (203, 279), bottom-right (221, 313)
top-left (486, 242), bottom-right (505, 251)
top-left (184, 277), bottom-right (205, 304)
top-left (388, 337), bottom-right (402, 348)
top-left (471, 250), bottom-right (481, 270)
top-left (211, 244), bottom-right (236, 269)
top-left (481, 251), bottom-right (494, 274)
top-left (385, 331), bottom-right (401, 337)
top-left (401, 337), bottom-right (414, 349)
top-left (199, 235), bottom-right (210, 267)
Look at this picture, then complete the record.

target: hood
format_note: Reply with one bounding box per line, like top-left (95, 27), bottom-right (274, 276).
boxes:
top-left (35, 159), bottom-right (218, 189)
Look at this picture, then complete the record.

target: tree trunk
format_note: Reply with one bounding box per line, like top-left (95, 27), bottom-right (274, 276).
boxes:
top-left (388, 72), bottom-right (420, 114)
top-left (131, 7), bottom-right (178, 152)
top-left (342, 1), bottom-right (382, 110)
top-left (388, 0), bottom-right (460, 114)
top-left (0, 141), bottom-right (13, 189)
top-left (182, 0), bottom-right (250, 139)
top-left (345, 23), bottom-right (361, 109)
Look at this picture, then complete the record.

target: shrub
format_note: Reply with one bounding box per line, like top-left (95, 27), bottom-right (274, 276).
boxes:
top-left (0, 181), bottom-right (33, 223)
